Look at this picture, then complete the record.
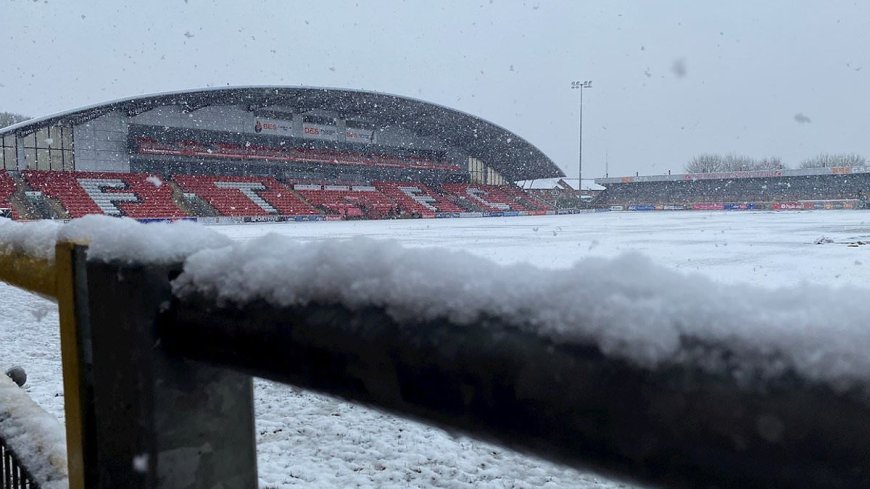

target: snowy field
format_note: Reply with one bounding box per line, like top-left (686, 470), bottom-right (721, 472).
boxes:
top-left (218, 210), bottom-right (870, 288)
top-left (2, 210), bottom-right (869, 488)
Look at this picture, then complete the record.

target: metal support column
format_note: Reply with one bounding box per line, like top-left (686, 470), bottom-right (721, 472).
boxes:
top-left (70, 256), bottom-right (258, 488)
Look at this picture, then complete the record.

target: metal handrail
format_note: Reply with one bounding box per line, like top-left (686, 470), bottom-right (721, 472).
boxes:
top-left (0, 249), bottom-right (55, 300)
top-left (0, 248), bottom-right (53, 489)
top-left (162, 292), bottom-right (870, 489)
top-left (1, 438), bottom-right (40, 489)
top-left (2, 236), bottom-right (870, 488)
top-left (0, 244), bottom-right (73, 489)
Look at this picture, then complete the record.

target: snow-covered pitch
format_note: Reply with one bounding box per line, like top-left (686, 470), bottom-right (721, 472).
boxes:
top-left (2, 210), bottom-right (869, 488)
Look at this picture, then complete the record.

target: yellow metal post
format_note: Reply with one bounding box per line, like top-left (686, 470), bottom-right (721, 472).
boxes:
top-left (0, 249), bottom-right (55, 300)
top-left (55, 241), bottom-right (86, 489)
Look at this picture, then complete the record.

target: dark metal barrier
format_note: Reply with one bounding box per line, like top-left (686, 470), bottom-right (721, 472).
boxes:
top-left (3, 239), bottom-right (870, 488)
top-left (163, 292), bottom-right (870, 489)
top-left (72, 260), bottom-right (257, 489)
top-left (0, 439), bottom-right (39, 489)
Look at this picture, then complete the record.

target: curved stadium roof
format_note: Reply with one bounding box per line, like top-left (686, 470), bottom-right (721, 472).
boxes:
top-left (0, 86), bottom-right (563, 181)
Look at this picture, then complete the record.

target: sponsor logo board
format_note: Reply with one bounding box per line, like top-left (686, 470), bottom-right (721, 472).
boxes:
top-left (692, 202), bottom-right (724, 210)
top-left (345, 128), bottom-right (377, 144)
top-left (254, 117), bottom-right (293, 136)
top-left (772, 202), bottom-right (803, 210)
top-left (723, 203), bottom-right (759, 210)
top-left (302, 122), bottom-right (339, 141)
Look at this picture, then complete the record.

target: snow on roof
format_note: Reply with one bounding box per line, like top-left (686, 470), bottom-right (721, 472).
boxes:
top-left (515, 178), bottom-right (605, 191)
top-left (173, 232), bottom-right (870, 388)
top-left (0, 85), bottom-right (563, 182)
top-left (0, 374), bottom-right (67, 489)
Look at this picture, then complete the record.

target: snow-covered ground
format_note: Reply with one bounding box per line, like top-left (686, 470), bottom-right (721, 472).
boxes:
top-left (2, 210), bottom-right (869, 488)
top-left (216, 210), bottom-right (870, 288)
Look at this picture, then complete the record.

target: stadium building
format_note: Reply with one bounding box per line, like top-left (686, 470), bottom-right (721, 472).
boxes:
top-left (0, 86), bottom-right (561, 221)
top-left (594, 168), bottom-right (870, 211)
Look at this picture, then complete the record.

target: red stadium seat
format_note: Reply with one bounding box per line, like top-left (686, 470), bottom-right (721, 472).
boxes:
top-left (373, 181), bottom-right (463, 215)
top-left (134, 137), bottom-right (462, 172)
top-left (293, 183), bottom-right (397, 219)
top-left (23, 171), bottom-right (188, 219)
top-left (441, 184), bottom-right (537, 212)
top-left (0, 171), bottom-right (19, 219)
top-left (173, 174), bottom-right (319, 217)
top-left (498, 185), bottom-right (553, 212)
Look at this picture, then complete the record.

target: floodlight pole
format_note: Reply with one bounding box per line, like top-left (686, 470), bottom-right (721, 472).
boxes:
top-left (571, 80), bottom-right (592, 194)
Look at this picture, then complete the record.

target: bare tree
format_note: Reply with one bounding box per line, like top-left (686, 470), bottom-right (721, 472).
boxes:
top-left (720, 153), bottom-right (756, 172)
top-left (799, 152), bottom-right (866, 169)
top-left (685, 153), bottom-right (787, 173)
top-left (754, 156), bottom-right (785, 170)
top-left (0, 112), bottom-right (30, 129)
top-left (685, 153), bottom-right (724, 173)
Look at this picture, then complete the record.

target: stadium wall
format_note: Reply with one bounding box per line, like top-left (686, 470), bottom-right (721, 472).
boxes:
top-left (594, 171), bottom-right (870, 211)
top-left (0, 87), bottom-right (564, 186)
top-left (596, 166), bottom-right (870, 184)
top-left (73, 111), bottom-right (129, 172)
top-left (130, 105), bottom-right (467, 162)
top-left (605, 200), bottom-right (860, 212)
top-left (15, 106), bottom-right (472, 176)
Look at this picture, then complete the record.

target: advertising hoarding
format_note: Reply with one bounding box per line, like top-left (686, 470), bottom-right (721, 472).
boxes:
top-left (254, 118), bottom-right (294, 136)
top-left (345, 128), bottom-right (377, 144)
top-left (302, 122), bottom-right (339, 141)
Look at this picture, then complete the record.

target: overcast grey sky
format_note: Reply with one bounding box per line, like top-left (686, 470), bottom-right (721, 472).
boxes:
top-left (3, 0), bottom-right (870, 178)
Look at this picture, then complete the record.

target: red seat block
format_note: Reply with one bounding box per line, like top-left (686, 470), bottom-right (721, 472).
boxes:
top-left (24, 171), bottom-right (187, 219)
top-left (173, 174), bottom-right (319, 217)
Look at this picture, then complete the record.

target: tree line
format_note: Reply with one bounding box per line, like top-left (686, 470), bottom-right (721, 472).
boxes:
top-left (685, 152), bottom-right (867, 173)
top-left (0, 112), bottom-right (29, 129)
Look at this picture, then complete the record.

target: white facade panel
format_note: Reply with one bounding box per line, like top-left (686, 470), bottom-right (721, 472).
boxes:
top-left (72, 112), bottom-right (130, 172)
top-left (133, 105), bottom-right (254, 134)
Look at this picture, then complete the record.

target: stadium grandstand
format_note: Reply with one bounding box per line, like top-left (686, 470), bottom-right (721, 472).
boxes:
top-left (517, 177), bottom-right (606, 210)
top-left (0, 86), bottom-right (559, 222)
top-left (595, 168), bottom-right (870, 211)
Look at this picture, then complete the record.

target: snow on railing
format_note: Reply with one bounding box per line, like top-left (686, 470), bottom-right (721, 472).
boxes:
top-left (7, 214), bottom-right (870, 389)
top-left (0, 375), bottom-right (67, 489)
top-left (0, 215), bottom-right (229, 270)
top-left (173, 233), bottom-right (870, 388)
top-left (3, 216), bottom-right (870, 488)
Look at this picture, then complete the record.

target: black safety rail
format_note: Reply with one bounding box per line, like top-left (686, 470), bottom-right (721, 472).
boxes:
top-left (2, 240), bottom-right (870, 489)
top-left (0, 439), bottom-right (39, 489)
top-left (164, 292), bottom-right (870, 489)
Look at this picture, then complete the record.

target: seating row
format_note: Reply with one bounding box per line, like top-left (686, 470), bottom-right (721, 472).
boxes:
top-left (8, 171), bottom-right (545, 220)
top-left (136, 137), bottom-right (462, 172)
top-left (441, 183), bottom-right (551, 213)
top-left (24, 171), bottom-right (187, 219)
top-left (0, 171), bottom-right (18, 219)
top-left (597, 174), bottom-right (870, 207)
